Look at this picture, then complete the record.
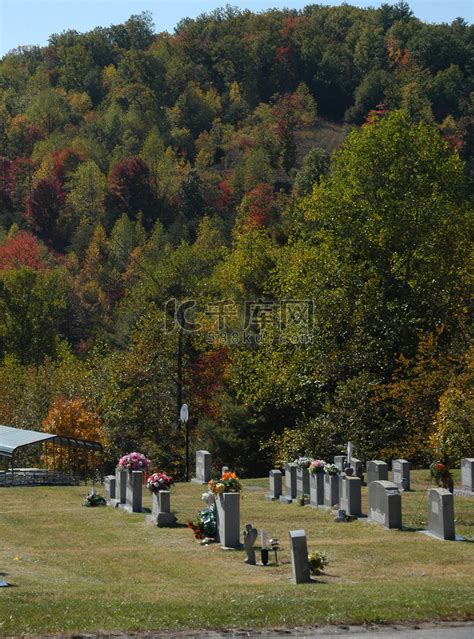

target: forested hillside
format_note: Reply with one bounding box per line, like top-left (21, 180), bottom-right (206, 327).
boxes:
top-left (0, 3), bottom-right (472, 475)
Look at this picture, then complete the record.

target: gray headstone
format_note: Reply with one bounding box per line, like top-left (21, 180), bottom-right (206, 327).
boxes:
top-left (339, 475), bottom-right (362, 516)
top-left (289, 529), bottom-right (311, 583)
top-left (216, 492), bottom-right (241, 548)
top-left (350, 458), bottom-right (363, 478)
top-left (367, 460), bottom-right (388, 485)
top-left (334, 456), bottom-right (346, 472)
top-left (368, 480), bottom-right (402, 529)
top-left (146, 490), bottom-right (177, 527)
top-left (243, 523), bottom-right (258, 565)
top-left (124, 470), bottom-right (143, 513)
top-left (111, 467), bottom-right (127, 507)
top-left (323, 473), bottom-right (339, 508)
top-left (392, 459), bottom-right (410, 491)
top-left (280, 463), bottom-right (297, 503)
top-left (296, 467), bottom-right (310, 497)
top-left (309, 471), bottom-right (324, 507)
top-left (104, 474), bottom-right (116, 501)
top-left (267, 469), bottom-right (282, 500)
top-left (192, 450), bottom-right (212, 484)
top-left (222, 466), bottom-right (229, 475)
top-left (461, 458), bottom-right (474, 493)
top-left (427, 488), bottom-right (455, 540)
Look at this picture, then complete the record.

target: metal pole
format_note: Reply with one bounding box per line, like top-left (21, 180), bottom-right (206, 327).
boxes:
top-left (185, 420), bottom-right (189, 482)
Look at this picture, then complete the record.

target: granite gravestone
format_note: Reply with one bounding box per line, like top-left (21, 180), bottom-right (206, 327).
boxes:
top-left (110, 467), bottom-right (127, 507)
top-left (392, 459), bottom-right (410, 491)
top-left (339, 475), bottom-right (362, 516)
top-left (323, 472), bottom-right (339, 508)
top-left (280, 463), bottom-right (297, 504)
top-left (192, 450), bottom-right (212, 484)
top-left (427, 488), bottom-right (455, 540)
top-left (367, 460), bottom-right (388, 485)
top-left (216, 492), bottom-right (241, 548)
top-left (461, 458), bottom-right (474, 493)
top-left (267, 469), bottom-right (282, 501)
top-left (123, 470), bottom-right (143, 513)
top-left (289, 529), bottom-right (311, 583)
top-left (309, 472), bottom-right (324, 507)
top-left (296, 467), bottom-right (310, 497)
top-left (146, 491), bottom-right (177, 527)
top-left (350, 458), bottom-right (363, 479)
top-left (104, 474), bottom-right (116, 502)
top-left (368, 480), bottom-right (402, 529)
top-left (334, 456), bottom-right (346, 472)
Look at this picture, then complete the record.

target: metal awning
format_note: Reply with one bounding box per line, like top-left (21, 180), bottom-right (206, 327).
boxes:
top-left (0, 425), bottom-right (56, 457)
top-left (0, 425), bottom-right (102, 458)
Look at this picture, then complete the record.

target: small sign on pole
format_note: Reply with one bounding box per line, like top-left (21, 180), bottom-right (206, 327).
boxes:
top-left (180, 403), bottom-right (189, 423)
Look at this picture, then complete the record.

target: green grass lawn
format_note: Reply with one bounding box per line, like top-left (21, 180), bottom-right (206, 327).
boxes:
top-left (1, 470), bottom-right (473, 635)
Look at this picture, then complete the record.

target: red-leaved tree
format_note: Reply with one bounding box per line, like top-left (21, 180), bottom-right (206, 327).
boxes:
top-left (0, 230), bottom-right (49, 271)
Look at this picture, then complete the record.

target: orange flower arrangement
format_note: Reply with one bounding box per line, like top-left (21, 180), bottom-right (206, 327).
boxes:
top-left (208, 471), bottom-right (242, 494)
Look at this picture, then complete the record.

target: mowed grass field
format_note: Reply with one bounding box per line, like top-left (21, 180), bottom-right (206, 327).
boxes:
top-left (0, 470), bottom-right (473, 635)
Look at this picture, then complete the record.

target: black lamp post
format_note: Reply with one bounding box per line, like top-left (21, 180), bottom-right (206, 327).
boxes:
top-left (180, 403), bottom-right (189, 481)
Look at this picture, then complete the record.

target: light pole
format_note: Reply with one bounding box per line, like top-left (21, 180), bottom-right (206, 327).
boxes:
top-left (180, 403), bottom-right (189, 481)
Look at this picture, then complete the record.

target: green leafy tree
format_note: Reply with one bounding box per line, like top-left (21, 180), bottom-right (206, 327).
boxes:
top-left (0, 267), bottom-right (68, 365)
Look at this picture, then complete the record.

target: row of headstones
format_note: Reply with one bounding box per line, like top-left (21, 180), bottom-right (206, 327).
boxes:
top-left (104, 468), bottom-right (176, 526)
top-left (179, 449), bottom-right (474, 496)
top-left (268, 463), bottom-right (458, 540)
top-left (337, 456), bottom-right (474, 494)
top-left (336, 456), bottom-right (410, 490)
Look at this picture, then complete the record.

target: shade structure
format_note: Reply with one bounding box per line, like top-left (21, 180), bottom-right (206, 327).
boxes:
top-left (0, 424), bottom-right (103, 486)
top-left (0, 425), bottom-right (56, 457)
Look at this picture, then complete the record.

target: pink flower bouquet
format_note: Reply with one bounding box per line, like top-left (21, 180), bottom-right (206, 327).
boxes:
top-left (117, 452), bottom-right (150, 471)
top-left (309, 459), bottom-right (326, 474)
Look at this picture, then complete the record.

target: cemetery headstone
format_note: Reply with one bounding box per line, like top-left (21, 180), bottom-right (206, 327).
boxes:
top-left (222, 466), bottom-right (229, 475)
top-left (334, 456), bottom-right (346, 472)
top-left (350, 458), bottom-right (363, 479)
top-left (280, 463), bottom-right (297, 504)
top-left (104, 474), bottom-right (116, 502)
top-left (243, 523), bottom-right (258, 565)
top-left (110, 467), bottom-right (127, 507)
top-left (323, 472), bottom-right (339, 508)
top-left (289, 529), bottom-right (311, 584)
top-left (267, 469), bottom-right (282, 501)
top-left (146, 491), bottom-right (177, 527)
top-left (192, 450), bottom-right (212, 484)
top-left (392, 459), bottom-right (410, 491)
top-left (123, 470), bottom-right (143, 513)
top-left (367, 460), bottom-right (388, 485)
top-left (368, 480), bottom-right (402, 529)
top-left (339, 475), bottom-right (362, 516)
top-left (216, 492), bottom-right (241, 548)
top-left (427, 488), bottom-right (455, 540)
top-left (461, 458), bottom-right (474, 493)
top-left (309, 472), bottom-right (324, 507)
top-left (296, 467), bottom-right (310, 497)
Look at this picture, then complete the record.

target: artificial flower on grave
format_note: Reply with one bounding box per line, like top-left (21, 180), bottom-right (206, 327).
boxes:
top-left (83, 493), bottom-right (106, 507)
top-left (146, 472), bottom-right (174, 493)
top-left (294, 456), bottom-right (313, 469)
top-left (187, 504), bottom-right (217, 540)
top-left (208, 471), bottom-right (242, 494)
top-left (324, 463), bottom-right (339, 475)
top-left (309, 459), bottom-right (326, 474)
top-left (117, 452), bottom-right (150, 471)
